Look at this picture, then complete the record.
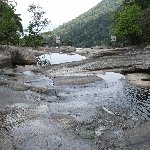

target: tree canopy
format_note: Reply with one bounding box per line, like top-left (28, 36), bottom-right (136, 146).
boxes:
top-left (113, 4), bottom-right (143, 45)
top-left (113, 0), bottom-right (150, 45)
top-left (123, 0), bottom-right (150, 9)
top-left (140, 8), bottom-right (150, 45)
top-left (0, 0), bottom-right (23, 45)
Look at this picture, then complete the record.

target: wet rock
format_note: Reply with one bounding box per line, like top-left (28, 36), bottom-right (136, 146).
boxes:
top-left (76, 126), bottom-right (95, 139)
top-left (53, 75), bottom-right (102, 86)
top-left (44, 47), bottom-right (150, 76)
top-left (124, 121), bottom-right (150, 150)
top-left (0, 46), bottom-right (150, 150)
top-left (0, 90), bottom-right (28, 107)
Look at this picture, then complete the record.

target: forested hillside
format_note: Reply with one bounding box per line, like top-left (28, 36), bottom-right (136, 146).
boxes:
top-left (43, 0), bottom-right (124, 47)
top-left (2, 0), bottom-right (149, 47)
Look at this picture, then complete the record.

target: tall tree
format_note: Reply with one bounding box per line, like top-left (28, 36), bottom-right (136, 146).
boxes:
top-left (26, 3), bottom-right (50, 48)
top-left (113, 4), bottom-right (143, 45)
top-left (0, 0), bottom-right (23, 45)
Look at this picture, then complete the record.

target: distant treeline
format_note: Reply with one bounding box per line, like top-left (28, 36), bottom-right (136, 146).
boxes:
top-left (1, 0), bottom-right (149, 48)
top-left (43, 0), bottom-right (150, 47)
top-left (43, 0), bottom-right (123, 47)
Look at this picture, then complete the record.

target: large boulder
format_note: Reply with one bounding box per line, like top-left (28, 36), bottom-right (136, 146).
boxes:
top-left (0, 53), bottom-right (11, 68)
top-left (0, 45), bottom-right (37, 67)
top-left (10, 47), bottom-right (37, 66)
top-left (0, 45), bottom-right (11, 68)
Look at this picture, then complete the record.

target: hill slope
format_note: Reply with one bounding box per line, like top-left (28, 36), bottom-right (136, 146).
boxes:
top-left (44, 0), bottom-right (123, 47)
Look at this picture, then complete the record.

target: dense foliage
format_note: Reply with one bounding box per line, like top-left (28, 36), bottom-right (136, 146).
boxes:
top-left (0, 0), bottom-right (23, 45)
top-left (43, 0), bottom-right (150, 47)
top-left (113, 0), bottom-right (150, 45)
top-left (123, 0), bottom-right (150, 9)
top-left (0, 1), bottom-right (50, 48)
top-left (113, 4), bottom-right (143, 45)
top-left (1, 0), bottom-right (149, 47)
top-left (43, 0), bottom-right (124, 47)
top-left (140, 8), bottom-right (150, 45)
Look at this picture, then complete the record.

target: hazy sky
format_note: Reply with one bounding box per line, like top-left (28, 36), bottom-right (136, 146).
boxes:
top-left (15, 0), bottom-right (101, 31)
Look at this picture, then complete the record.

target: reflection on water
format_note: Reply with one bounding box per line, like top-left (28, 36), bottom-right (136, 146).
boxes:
top-left (97, 72), bottom-right (125, 82)
top-left (100, 72), bottom-right (150, 120)
top-left (97, 72), bottom-right (150, 120)
top-left (125, 85), bottom-right (150, 120)
top-left (23, 71), bottom-right (34, 76)
top-left (48, 72), bottom-right (149, 122)
top-left (37, 53), bottom-right (86, 66)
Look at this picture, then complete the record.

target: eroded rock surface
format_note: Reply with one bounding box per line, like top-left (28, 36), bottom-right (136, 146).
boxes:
top-left (0, 46), bottom-right (150, 150)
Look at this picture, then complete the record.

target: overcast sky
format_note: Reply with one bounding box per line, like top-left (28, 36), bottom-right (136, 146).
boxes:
top-left (15, 0), bottom-right (101, 31)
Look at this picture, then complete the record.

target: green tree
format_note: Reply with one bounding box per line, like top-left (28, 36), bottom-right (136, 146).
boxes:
top-left (140, 8), bottom-right (150, 45)
top-left (0, 0), bottom-right (23, 45)
top-left (113, 4), bottom-right (143, 45)
top-left (123, 0), bottom-right (150, 9)
top-left (26, 3), bottom-right (50, 48)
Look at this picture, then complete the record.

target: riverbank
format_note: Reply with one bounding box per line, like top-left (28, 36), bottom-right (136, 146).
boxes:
top-left (0, 46), bottom-right (150, 150)
top-left (42, 46), bottom-right (150, 87)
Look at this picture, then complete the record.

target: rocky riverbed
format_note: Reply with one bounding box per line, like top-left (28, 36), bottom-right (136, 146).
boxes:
top-left (0, 46), bottom-right (150, 150)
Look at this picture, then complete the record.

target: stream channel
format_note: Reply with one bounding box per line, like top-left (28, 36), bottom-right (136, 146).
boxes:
top-left (0, 53), bottom-right (150, 150)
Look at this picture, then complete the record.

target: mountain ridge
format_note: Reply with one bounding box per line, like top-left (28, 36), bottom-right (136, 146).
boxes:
top-left (44, 0), bottom-right (124, 47)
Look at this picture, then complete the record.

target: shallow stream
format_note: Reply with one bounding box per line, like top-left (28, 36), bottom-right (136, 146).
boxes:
top-left (1, 70), bottom-right (150, 150)
top-left (22, 71), bottom-right (150, 121)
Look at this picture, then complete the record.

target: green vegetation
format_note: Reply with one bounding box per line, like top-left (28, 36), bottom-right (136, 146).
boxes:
top-left (0, 1), bottom-right (50, 48)
top-left (123, 0), bottom-right (150, 9)
top-left (113, 4), bottom-right (143, 45)
top-left (0, 0), bottom-right (23, 45)
top-left (43, 0), bottom-right (150, 47)
top-left (113, 0), bottom-right (150, 45)
top-left (0, 0), bottom-right (149, 47)
top-left (140, 8), bottom-right (150, 45)
top-left (43, 0), bottom-right (124, 47)
top-left (23, 3), bottom-right (50, 48)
